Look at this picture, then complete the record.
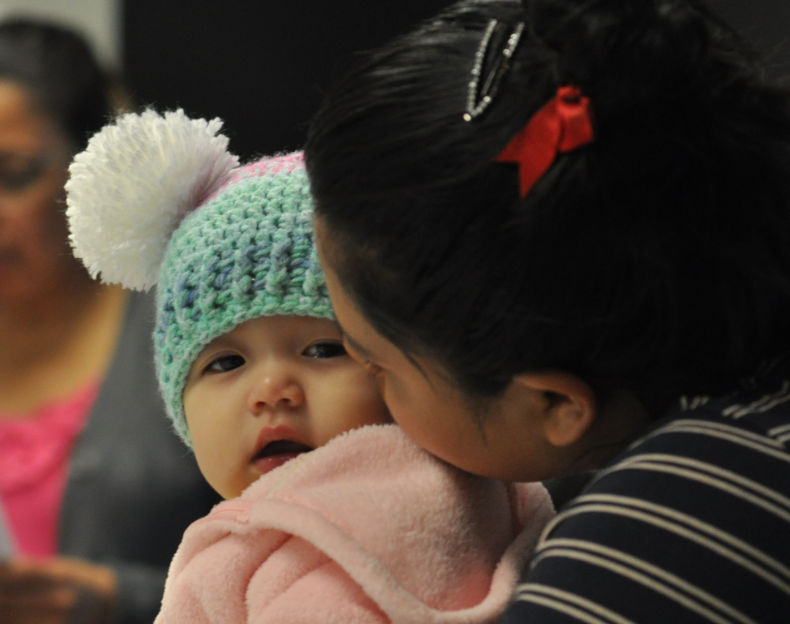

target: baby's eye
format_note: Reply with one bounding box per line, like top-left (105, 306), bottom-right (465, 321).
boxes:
top-left (303, 341), bottom-right (347, 359)
top-left (204, 354), bottom-right (245, 373)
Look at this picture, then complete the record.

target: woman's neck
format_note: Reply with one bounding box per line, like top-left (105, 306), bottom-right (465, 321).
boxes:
top-left (0, 277), bottom-right (128, 414)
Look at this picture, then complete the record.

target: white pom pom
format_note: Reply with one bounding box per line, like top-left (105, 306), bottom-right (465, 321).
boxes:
top-left (65, 109), bottom-right (240, 290)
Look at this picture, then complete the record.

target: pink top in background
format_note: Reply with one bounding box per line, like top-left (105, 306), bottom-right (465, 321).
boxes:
top-left (0, 382), bottom-right (98, 557)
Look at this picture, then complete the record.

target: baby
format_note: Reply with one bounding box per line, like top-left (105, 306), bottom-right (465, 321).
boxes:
top-left (65, 110), bottom-right (554, 623)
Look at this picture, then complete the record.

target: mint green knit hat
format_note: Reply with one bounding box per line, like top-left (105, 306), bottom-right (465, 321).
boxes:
top-left (65, 110), bottom-right (331, 446)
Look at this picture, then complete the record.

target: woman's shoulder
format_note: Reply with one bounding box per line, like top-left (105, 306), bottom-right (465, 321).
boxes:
top-left (579, 379), bottom-right (790, 547)
top-left (504, 362), bottom-right (790, 622)
top-left (657, 351), bottom-right (790, 448)
top-left (612, 377), bottom-right (790, 486)
top-left (604, 350), bottom-right (790, 486)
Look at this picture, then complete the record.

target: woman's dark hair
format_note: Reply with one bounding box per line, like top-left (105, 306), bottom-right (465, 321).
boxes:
top-left (306, 0), bottom-right (790, 416)
top-left (0, 18), bottom-right (117, 151)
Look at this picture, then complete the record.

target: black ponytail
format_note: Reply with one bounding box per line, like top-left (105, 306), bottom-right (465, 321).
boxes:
top-left (307, 0), bottom-right (790, 415)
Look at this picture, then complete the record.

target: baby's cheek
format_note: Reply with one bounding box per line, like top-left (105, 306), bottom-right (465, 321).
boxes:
top-left (326, 369), bottom-right (390, 432)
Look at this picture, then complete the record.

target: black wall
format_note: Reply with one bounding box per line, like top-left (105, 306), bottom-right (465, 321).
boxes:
top-left (122, 2), bottom-right (452, 160)
top-left (123, 1), bottom-right (790, 161)
top-left (709, 0), bottom-right (790, 78)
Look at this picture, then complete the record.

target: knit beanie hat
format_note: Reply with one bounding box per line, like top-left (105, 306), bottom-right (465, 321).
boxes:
top-left (65, 109), bottom-right (332, 446)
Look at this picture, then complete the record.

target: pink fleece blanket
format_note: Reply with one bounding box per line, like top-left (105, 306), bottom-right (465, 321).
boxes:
top-left (155, 424), bottom-right (554, 623)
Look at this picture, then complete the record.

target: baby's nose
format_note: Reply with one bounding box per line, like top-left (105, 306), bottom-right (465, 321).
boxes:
top-left (247, 366), bottom-right (305, 411)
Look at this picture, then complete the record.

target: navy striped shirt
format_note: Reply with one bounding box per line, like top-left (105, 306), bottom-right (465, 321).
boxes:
top-left (503, 359), bottom-right (790, 622)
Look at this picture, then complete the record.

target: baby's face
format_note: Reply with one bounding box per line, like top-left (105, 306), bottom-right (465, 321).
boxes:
top-left (183, 315), bottom-right (391, 499)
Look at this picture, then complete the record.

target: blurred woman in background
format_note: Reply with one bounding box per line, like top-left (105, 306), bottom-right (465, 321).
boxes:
top-left (0, 19), bottom-right (218, 624)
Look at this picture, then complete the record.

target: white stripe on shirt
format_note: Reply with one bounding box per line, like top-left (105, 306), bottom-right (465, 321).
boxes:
top-left (634, 419), bottom-right (786, 453)
top-left (532, 539), bottom-right (754, 623)
top-left (575, 493), bottom-right (790, 582)
top-left (547, 497), bottom-right (790, 591)
top-left (515, 584), bottom-right (632, 624)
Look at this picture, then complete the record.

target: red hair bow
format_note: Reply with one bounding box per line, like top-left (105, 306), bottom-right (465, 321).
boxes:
top-left (496, 85), bottom-right (594, 197)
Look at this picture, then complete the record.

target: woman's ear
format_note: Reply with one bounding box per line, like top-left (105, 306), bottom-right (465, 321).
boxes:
top-left (512, 371), bottom-right (596, 447)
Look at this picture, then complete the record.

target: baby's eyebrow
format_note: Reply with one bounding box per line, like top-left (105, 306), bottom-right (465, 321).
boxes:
top-left (200, 336), bottom-right (225, 351)
top-left (196, 333), bottom-right (238, 356)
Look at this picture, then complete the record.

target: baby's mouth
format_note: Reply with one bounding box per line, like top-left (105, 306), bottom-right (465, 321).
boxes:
top-left (253, 440), bottom-right (313, 461)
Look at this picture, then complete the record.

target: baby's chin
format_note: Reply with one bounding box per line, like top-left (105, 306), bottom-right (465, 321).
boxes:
top-left (209, 440), bottom-right (316, 499)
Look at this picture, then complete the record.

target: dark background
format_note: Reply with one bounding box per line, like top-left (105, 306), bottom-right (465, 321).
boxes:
top-left (712, 0), bottom-right (790, 77)
top-left (122, 1), bottom-right (790, 161)
top-left (121, 1), bottom-right (452, 160)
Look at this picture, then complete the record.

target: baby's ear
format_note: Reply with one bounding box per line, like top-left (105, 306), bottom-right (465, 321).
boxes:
top-left (512, 371), bottom-right (596, 447)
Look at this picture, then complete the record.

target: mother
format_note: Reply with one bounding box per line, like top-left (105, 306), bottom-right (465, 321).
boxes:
top-left (306, 0), bottom-right (790, 620)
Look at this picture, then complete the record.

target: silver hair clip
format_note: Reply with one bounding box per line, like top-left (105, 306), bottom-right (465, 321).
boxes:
top-left (463, 20), bottom-right (526, 122)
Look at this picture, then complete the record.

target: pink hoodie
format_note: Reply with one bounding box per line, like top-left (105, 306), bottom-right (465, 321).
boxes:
top-left (155, 424), bottom-right (554, 623)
